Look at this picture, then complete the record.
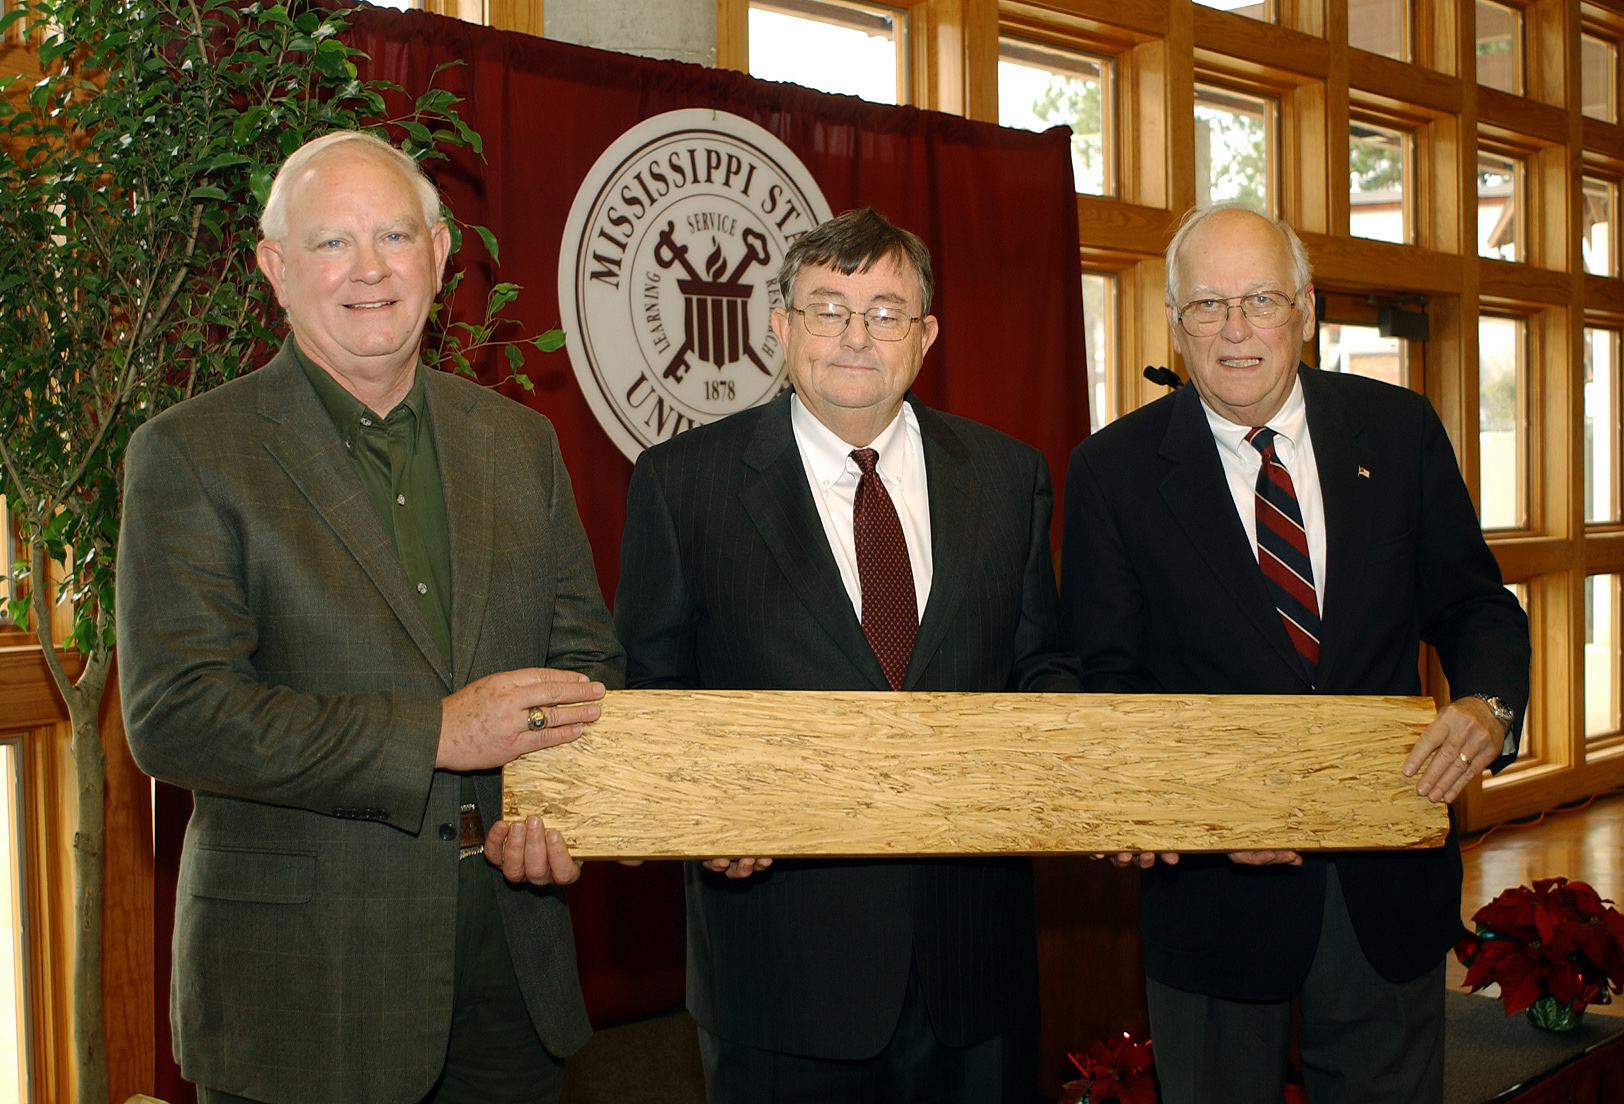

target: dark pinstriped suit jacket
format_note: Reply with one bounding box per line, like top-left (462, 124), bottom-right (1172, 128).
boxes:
top-left (614, 390), bottom-right (1082, 1060)
top-left (117, 345), bottom-right (624, 1104)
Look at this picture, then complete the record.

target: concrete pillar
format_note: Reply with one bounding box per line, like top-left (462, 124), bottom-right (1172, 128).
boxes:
top-left (544, 0), bottom-right (717, 67)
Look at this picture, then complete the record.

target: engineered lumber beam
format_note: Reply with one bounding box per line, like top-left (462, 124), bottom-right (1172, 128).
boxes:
top-left (503, 691), bottom-right (1450, 859)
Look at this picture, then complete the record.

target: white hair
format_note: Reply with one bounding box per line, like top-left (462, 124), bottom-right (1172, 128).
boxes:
top-left (259, 130), bottom-right (443, 241)
top-left (1163, 201), bottom-right (1313, 307)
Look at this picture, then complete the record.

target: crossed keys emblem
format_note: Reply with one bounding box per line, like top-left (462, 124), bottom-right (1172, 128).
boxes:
top-left (654, 221), bottom-right (773, 383)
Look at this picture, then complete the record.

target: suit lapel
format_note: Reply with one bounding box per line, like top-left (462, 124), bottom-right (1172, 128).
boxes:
top-left (1299, 368), bottom-right (1373, 680)
top-left (256, 346), bottom-right (452, 688)
top-left (426, 372), bottom-right (494, 691)
top-left (904, 399), bottom-right (975, 689)
top-left (1158, 383), bottom-right (1309, 684)
top-left (738, 395), bottom-right (890, 689)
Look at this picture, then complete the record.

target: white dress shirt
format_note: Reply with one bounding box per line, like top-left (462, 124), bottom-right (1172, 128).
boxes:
top-left (1200, 376), bottom-right (1327, 612)
top-left (790, 394), bottom-right (933, 622)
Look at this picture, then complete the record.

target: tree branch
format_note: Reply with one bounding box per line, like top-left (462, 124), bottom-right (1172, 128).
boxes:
top-left (30, 540), bottom-right (77, 711)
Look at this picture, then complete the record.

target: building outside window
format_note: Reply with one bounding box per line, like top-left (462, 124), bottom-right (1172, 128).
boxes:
top-left (997, 39), bottom-right (1113, 197)
top-left (1583, 176), bottom-right (1617, 278)
top-left (749, 0), bottom-right (906, 105)
top-left (1477, 149), bottom-right (1522, 262)
top-left (1194, 0), bottom-right (1271, 22)
top-left (1349, 121), bottom-right (1411, 245)
top-left (1319, 323), bottom-right (1406, 388)
top-left (1581, 33), bottom-right (1618, 123)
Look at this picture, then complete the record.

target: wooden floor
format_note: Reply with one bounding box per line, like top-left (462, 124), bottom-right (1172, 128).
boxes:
top-left (1450, 787), bottom-right (1624, 1014)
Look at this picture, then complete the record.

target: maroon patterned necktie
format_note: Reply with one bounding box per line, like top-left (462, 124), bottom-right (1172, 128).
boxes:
top-left (1246, 426), bottom-right (1321, 682)
top-left (851, 448), bottom-right (917, 690)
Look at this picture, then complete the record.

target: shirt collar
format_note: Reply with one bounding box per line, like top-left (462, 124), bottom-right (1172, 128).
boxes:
top-left (1200, 373), bottom-right (1308, 464)
top-left (293, 338), bottom-right (427, 439)
top-left (790, 394), bottom-right (916, 486)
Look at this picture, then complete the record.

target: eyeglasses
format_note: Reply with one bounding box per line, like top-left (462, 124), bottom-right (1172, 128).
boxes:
top-left (1175, 291), bottom-right (1299, 336)
top-left (790, 303), bottom-right (922, 342)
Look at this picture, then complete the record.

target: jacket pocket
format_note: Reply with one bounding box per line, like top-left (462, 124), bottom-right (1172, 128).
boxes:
top-left (187, 845), bottom-right (316, 904)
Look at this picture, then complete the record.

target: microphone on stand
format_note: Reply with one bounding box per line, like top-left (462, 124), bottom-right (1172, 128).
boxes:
top-left (1143, 365), bottom-right (1184, 389)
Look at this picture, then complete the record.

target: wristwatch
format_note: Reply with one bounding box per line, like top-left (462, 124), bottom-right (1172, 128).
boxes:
top-left (1469, 692), bottom-right (1518, 758)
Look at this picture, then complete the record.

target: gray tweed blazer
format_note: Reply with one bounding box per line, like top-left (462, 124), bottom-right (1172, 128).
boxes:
top-left (117, 344), bottom-right (624, 1104)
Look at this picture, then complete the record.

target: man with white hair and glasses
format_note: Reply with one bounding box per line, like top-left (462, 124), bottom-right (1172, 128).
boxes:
top-left (1059, 202), bottom-right (1530, 1103)
top-left (118, 131), bottom-right (622, 1104)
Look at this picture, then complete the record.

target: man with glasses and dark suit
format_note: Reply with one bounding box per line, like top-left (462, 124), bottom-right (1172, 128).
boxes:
top-left (1060, 201), bottom-right (1530, 1104)
top-left (615, 206), bottom-right (1081, 1103)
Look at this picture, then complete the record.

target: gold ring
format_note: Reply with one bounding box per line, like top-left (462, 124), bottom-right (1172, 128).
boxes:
top-left (1457, 752), bottom-right (1471, 768)
top-left (528, 706), bottom-right (547, 731)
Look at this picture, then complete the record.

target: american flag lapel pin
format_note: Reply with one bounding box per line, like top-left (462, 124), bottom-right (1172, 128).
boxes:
top-left (1357, 466), bottom-right (1371, 479)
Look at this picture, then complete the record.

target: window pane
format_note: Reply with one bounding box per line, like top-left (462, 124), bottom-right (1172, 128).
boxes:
top-left (1504, 582), bottom-right (1536, 760)
top-left (749, 1), bottom-right (904, 105)
top-left (1582, 33), bottom-right (1617, 123)
top-left (1349, 121), bottom-right (1410, 244)
top-left (1, 743), bottom-right (24, 1104)
top-left (1585, 328), bottom-right (1620, 524)
top-left (1586, 575), bottom-right (1621, 737)
top-left (1477, 150), bottom-right (1521, 262)
top-left (1195, 0), bottom-right (1272, 22)
top-left (1583, 177), bottom-right (1616, 278)
top-left (1476, 0), bottom-right (1523, 95)
top-left (1478, 315), bottom-right (1526, 529)
top-left (1082, 273), bottom-right (1117, 432)
top-left (1194, 85), bottom-right (1274, 214)
top-left (998, 40), bottom-right (1112, 197)
top-left (1348, 0), bottom-right (1409, 60)
top-left (1319, 323), bottom-right (1406, 387)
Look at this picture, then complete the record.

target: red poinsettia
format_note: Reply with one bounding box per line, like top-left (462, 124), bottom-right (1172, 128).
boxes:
top-left (1058, 1028), bottom-right (1157, 1104)
top-left (1455, 877), bottom-right (1624, 1016)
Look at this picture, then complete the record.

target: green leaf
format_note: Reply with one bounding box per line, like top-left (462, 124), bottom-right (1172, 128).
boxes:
top-left (190, 185), bottom-right (228, 201)
top-left (249, 168), bottom-right (274, 209)
top-left (474, 224), bottom-right (499, 265)
top-left (503, 343), bottom-right (524, 369)
top-left (534, 328), bottom-right (567, 353)
top-left (488, 283), bottom-right (519, 313)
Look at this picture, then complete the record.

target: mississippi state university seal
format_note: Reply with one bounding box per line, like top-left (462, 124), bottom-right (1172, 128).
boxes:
top-left (558, 109), bottom-right (832, 460)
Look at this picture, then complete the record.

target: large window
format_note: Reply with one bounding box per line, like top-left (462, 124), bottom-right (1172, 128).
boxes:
top-left (1194, 84), bottom-right (1274, 214)
top-left (1476, 0), bottom-right (1524, 94)
top-left (1319, 323), bottom-right (1406, 388)
top-left (1349, 0), bottom-right (1409, 60)
top-left (1349, 120), bottom-right (1411, 245)
top-left (1584, 176), bottom-right (1617, 278)
top-left (1585, 327), bottom-right (1619, 526)
top-left (1478, 314), bottom-right (1527, 530)
top-left (749, 0), bottom-right (906, 104)
top-left (1082, 273), bottom-right (1117, 432)
top-left (1582, 32), bottom-right (1618, 124)
top-left (1477, 149), bottom-right (1523, 262)
top-left (1587, 575), bottom-right (1620, 739)
top-left (998, 39), bottom-right (1113, 197)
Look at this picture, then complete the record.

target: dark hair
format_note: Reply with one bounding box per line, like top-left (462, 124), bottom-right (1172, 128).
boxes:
top-left (777, 207), bottom-right (934, 313)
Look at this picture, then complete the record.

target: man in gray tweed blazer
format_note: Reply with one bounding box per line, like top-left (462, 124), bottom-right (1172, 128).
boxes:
top-left (117, 132), bottom-right (623, 1104)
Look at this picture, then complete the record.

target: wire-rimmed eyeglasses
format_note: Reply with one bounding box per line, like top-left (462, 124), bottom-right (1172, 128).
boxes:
top-left (789, 303), bottom-right (922, 342)
top-left (1175, 291), bottom-right (1300, 337)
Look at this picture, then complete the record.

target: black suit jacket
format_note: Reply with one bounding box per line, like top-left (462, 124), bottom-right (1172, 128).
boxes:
top-left (1059, 367), bottom-right (1529, 1001)
top-left (615, 391), bottom-right (1081, 1059)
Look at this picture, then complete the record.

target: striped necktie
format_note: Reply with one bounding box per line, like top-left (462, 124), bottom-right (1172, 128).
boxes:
top-left (1246, 426), bottom-right (1320, 683)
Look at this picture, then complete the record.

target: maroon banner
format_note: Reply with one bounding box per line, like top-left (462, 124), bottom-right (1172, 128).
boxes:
top-left (348, 6), bottom-right (1088, 605)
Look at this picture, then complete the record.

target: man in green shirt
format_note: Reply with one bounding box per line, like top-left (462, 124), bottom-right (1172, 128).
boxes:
top-left (117, 131), bottom-right (623, 1104)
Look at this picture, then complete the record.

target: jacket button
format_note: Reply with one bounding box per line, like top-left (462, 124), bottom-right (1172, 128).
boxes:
top-left (438, 823), bottom-right (457, 842)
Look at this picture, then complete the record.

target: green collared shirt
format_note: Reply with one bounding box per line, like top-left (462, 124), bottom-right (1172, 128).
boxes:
top-left (294, 341), bottom-right (453, 669)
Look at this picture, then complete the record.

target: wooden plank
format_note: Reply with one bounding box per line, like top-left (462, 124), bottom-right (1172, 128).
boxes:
top-left (1584, 272), bottom-right (1624, 317)
top-left (1002, 0), bottom-right (1169, 41)
top-left (503, 691), bottom-right (1450, 858)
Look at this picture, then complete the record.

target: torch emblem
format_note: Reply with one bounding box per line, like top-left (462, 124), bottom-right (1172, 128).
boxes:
top-left (655, 221), bottom-right (773, 383)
